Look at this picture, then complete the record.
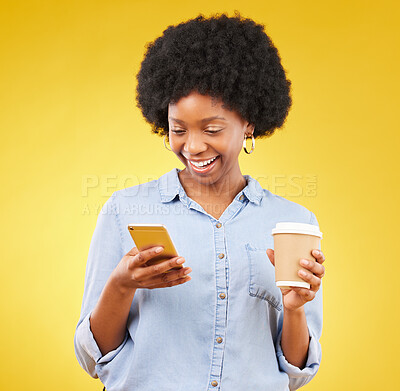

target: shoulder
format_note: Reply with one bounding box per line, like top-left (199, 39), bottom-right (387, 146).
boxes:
top-left (262, 188), bottom-right (309, 212)
top-left (259, 187), bottom-right (318, 225)
top-left (111, 177), bottom-right (162, 203)
top-left (111, 169), bottom-right (181, 207)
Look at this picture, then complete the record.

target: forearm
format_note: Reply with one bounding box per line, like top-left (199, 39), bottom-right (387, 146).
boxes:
top-left (90, 275), bottom-right (136, 356)
top-left (281, 307), bottom-right (310, 369)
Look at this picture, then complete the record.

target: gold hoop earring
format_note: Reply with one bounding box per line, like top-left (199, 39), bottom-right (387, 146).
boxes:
top-left (163, 134), bottom-right (172, 151)
top-left (243, 134), bottom-right (255, 154)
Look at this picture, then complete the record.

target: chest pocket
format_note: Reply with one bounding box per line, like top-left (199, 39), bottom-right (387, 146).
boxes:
top-left (245, 243), bottom-right (282, 311)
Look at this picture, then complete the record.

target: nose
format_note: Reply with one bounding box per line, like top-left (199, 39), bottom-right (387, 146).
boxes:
top-left (183, 131), bottom-right (207, 155)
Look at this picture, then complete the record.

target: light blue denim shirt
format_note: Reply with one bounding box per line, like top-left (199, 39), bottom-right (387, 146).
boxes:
top-left (74, 168), bottom-right (322, 391)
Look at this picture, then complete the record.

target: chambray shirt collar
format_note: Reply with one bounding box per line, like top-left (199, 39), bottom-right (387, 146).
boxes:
top-left (157, 168), bottom-right (181, 203)
top-left (158, 168), bottom-right (263, 205)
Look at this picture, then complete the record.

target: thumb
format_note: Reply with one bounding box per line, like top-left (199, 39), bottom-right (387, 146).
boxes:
top-left (266, 249), bottom-right (275, 267)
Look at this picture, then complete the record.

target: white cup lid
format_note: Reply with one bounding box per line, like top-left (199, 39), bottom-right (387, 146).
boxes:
top-left (271, 222), bottom-right (323, 238)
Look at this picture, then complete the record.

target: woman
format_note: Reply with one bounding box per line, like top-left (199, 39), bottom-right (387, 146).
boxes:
top-left (74, 12), bottom-right (326, 391)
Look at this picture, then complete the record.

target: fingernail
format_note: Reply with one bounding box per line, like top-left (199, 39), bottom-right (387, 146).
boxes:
top-left (313, 250), bottom-right (320, 255)
top-left (176, 258), bottom-right (185, 264)
top-left (300, 259), bottom-right (309, 266)
top-left (184, 267), bottom-right (192, 275)
top-left (299, 270), bottom-right (307, 277)
top-left (155, 247), bottom-right (163, 253)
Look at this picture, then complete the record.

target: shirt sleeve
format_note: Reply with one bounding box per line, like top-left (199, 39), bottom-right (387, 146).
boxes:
top-left (74, 191), bottom-right (129, 378)
top-left (274, 210), bottom-right (323, 390)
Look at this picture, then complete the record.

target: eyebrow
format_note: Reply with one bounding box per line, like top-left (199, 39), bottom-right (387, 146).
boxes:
top-left (168, 116), bottom-right (227, 125)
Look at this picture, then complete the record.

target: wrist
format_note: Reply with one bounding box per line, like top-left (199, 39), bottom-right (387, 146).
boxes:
top-left (108, 271), bottom-right (137, 297)
top-left (283, 305), bottom-right (305, 316)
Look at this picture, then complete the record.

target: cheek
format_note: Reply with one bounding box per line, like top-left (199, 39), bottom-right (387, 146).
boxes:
top-left (169, 137), bottom-right (181, 152)
top-left (169, 139), bottom-right (187, 162)
top-left (223, 138), bottom-right (243, 157)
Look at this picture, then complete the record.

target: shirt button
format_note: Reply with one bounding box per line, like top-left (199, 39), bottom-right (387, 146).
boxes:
top-left (239, 194), bottom-right (245, 201)
top-left (216, 222), bottom-right (222, 228)
top-left (211, 381), bottom-right (218, 387)
top-left (219, 293), bottom-right (226, 299)
top-left (218, 253), bottom-right (225, 259)
top-left (216, 337), bottom-right (223, 343)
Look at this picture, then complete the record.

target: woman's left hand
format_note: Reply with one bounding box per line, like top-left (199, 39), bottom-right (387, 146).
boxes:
top-left (266, 249), bottom-right (326, 311)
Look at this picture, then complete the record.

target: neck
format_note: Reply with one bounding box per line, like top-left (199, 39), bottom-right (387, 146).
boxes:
top-left (178, 167), bottom-right (247, 203)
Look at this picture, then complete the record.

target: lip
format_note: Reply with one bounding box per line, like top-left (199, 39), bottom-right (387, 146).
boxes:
top-left (185, 156), bottom-right (219, 162)
top-left (186, 155), bottom-right (220, 174)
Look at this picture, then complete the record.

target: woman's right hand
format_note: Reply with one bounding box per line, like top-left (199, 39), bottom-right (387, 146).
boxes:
top-left (90, 245), bottom-right (190, 355)
top-left (111, 246), bottom-right (192, 292)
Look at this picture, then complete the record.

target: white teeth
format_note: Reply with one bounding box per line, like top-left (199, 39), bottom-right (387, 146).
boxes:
top-left (190, 156), bottom-right (217, 167)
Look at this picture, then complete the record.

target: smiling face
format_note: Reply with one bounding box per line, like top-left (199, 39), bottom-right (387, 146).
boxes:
top-left (167, 90), bottom-right (254, 192)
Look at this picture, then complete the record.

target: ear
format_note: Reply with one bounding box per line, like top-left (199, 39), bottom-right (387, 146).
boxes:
top-left (245, 122), bottom-right (255, 137)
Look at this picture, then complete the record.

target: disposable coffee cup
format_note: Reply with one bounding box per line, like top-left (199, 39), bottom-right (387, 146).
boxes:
top-left (271, 222), bottom-right (323, 289)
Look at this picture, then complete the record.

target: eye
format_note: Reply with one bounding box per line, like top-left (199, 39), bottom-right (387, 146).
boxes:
top-left (171, 129), bottom-right (186, 134)
top-left (205, 129), bottom-right (223, 134)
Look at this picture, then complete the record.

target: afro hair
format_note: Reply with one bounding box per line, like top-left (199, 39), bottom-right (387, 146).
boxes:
top-left (135, 11), bottom-right (292, 139)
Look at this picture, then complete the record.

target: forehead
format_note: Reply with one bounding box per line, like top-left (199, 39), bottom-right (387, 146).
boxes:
top-left (169, 91), bottom-right (223, 110)
top-left (168, 91), bottom-right (242, 123)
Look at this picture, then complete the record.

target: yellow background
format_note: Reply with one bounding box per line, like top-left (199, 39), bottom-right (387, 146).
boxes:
top-left (1, 0), bottom-right (399, 389)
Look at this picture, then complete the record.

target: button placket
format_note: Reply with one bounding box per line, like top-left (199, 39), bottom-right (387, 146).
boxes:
top-left (207, 218), bottom-right (228, 387)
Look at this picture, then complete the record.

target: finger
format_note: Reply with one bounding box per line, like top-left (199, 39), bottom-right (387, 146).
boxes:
top-left (147, 276), bottom-right (192, 289)
top-left (280, 287), bottom-right (293, 296)
top-left (312, 249), bottom-right (325, 264)
top-left (130, 246), bottom-right (165, 267)
top-left (291, 286), bottom-right (316, 301)
top-left (126, 246), bottom-right (139, 256)
top-left (300, 258), bottom-right (325, 278)
top-left (141, 257), bottom-right (186, 280)
top-left (159, 266), bottom-right (191, 283)
top-left (298, 269), bottom-right (322, 291)
top-left (266, 249), bottom-right (275, 266)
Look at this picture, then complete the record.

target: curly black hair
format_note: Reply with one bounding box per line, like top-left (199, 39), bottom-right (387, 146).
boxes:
top-left (135, 11), bottom-right (292, 139)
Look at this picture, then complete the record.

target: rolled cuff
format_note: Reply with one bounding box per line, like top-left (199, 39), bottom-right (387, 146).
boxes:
top-left (276, 327), bottom-right (321, 390)
top-left (74, 312), bottom-right (129, 378)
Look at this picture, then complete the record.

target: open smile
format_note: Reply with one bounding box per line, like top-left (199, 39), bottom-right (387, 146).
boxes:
top-left (187, 156), bottom-right (220, 174)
